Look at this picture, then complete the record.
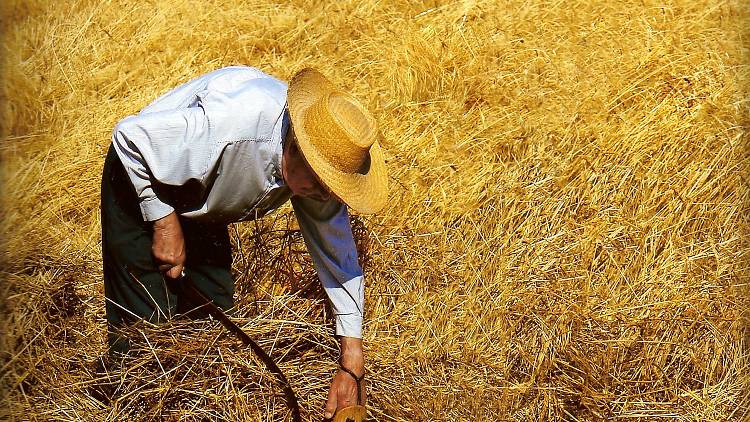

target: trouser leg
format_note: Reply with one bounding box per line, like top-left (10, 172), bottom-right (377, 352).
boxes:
top-left (100, 145), bottom-right (233, 356)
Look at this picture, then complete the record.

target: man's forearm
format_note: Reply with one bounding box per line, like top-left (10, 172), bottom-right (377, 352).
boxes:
top-left (339, 336), bottom-right (364, 374)
top-left (151, 211), bottom-right (186, 278)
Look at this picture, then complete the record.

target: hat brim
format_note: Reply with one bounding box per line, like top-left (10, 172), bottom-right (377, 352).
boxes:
top-left (287, 69), bottom-right (388, 214)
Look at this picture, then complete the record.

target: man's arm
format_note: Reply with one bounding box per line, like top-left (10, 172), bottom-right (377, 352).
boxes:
top-left (111, 106), bottom-right (212, 277)
top-left (291, 196), bottom-right (365, 337)
top-left (291, 196), bottom-right (366, 417)
top-left (111, 106), bottom-right (212, 221)
top-left (152, 211), bottom-right (186, 279)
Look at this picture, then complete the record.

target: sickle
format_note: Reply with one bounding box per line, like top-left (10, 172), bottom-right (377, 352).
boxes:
top-left (177, 272), bottom-right (302, 422)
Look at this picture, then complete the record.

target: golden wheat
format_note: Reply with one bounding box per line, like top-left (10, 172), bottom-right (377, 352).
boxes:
top-left (1, 0), bottom-right (748, 420)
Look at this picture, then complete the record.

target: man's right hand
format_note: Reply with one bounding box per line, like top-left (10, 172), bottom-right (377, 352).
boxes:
top-left (152, 212), bottom-right (186, 279)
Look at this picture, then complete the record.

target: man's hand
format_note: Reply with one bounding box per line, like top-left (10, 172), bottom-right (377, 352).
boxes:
top-left (324, 337), bottom-right (366, 419)
top-left (152, 212), bottom-right (186, 279)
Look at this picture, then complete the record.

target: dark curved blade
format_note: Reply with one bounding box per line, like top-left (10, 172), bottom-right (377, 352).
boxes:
top-left (179, 274), bottom-right (302, 422)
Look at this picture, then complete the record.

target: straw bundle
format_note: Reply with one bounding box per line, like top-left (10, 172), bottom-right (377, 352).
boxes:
top-left (1, 0), bottom-right (748, 420)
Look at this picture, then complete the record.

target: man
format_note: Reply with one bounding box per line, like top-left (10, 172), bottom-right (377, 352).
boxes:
top-left (101, 66), bottom-right (387, 419)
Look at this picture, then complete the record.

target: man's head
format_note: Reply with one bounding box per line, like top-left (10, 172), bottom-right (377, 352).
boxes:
top-left (281, 125), bottom-right (331, 202)
top-left (285, 68), bottom-right (388, 214)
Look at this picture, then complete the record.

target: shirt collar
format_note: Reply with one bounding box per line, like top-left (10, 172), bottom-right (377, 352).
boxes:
top-left (271, 105), bottom-right (291, 185)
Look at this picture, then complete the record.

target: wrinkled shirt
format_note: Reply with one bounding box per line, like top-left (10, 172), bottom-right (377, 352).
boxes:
top-left (111, 66), bottom-right (364, 337)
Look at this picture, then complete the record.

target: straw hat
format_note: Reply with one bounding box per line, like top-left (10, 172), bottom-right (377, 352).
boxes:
top-left (287, 68), bottom-right (388, 214)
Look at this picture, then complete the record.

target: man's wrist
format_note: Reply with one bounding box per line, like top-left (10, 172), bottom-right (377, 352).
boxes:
top-left (152, 211), bottom-right (178, 229)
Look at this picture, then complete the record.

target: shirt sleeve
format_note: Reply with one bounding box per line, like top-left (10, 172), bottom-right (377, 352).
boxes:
top-left (291, 196), bottom-right (365, 338)
top-left (111, 106), bottom-right (212, 221)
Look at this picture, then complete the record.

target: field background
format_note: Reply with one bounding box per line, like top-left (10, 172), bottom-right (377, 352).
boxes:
top-left (1, 0), bottom-right (749, 420)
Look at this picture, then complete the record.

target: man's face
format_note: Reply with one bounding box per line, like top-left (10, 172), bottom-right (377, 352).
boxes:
top-left (282, 129), bottom-right (331, 202)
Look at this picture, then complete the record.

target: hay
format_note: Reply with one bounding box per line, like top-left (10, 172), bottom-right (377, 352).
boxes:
top-left (1, 0), bottom-right (749, 420)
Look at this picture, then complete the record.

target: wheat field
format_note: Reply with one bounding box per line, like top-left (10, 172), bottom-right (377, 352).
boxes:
top-left (1, 0), bottom-right (749, 421)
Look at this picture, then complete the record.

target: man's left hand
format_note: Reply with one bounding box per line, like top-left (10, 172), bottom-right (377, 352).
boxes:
top-left (324, 337), bottom-right (366, 419)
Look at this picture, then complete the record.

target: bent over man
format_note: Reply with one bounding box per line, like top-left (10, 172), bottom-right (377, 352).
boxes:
top-left (101, 66), bottom-right (387, 419)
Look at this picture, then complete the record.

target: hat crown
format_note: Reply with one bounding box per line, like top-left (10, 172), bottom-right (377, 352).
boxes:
top-left (303, 91), bottom-right (377, 174)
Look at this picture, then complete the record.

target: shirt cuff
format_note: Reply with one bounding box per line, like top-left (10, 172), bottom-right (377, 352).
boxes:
top-left (336, 313), bottom-right (363, 338)
top-left (139, 196), bottom-right (175, 221)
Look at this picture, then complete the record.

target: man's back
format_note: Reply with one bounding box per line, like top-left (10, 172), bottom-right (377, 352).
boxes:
top-left (141, 66), bottom-right (274, 113)
top-left (111, 66), bottom-right (289, 223)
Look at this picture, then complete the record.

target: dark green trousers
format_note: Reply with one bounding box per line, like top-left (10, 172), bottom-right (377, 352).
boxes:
top-left (101, 146), bottom-right (234, 355)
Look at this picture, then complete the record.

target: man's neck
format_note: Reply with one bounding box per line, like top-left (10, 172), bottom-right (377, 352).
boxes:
top-left (281, 128), bottom-right (293, 183)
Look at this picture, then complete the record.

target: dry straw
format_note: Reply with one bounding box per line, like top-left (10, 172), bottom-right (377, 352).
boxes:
top-left (1, 0), bottom-right (749, 421)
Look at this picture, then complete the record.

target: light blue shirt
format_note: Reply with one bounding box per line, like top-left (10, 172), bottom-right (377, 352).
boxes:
top-left (111, 66), bottom-right (364, 337)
